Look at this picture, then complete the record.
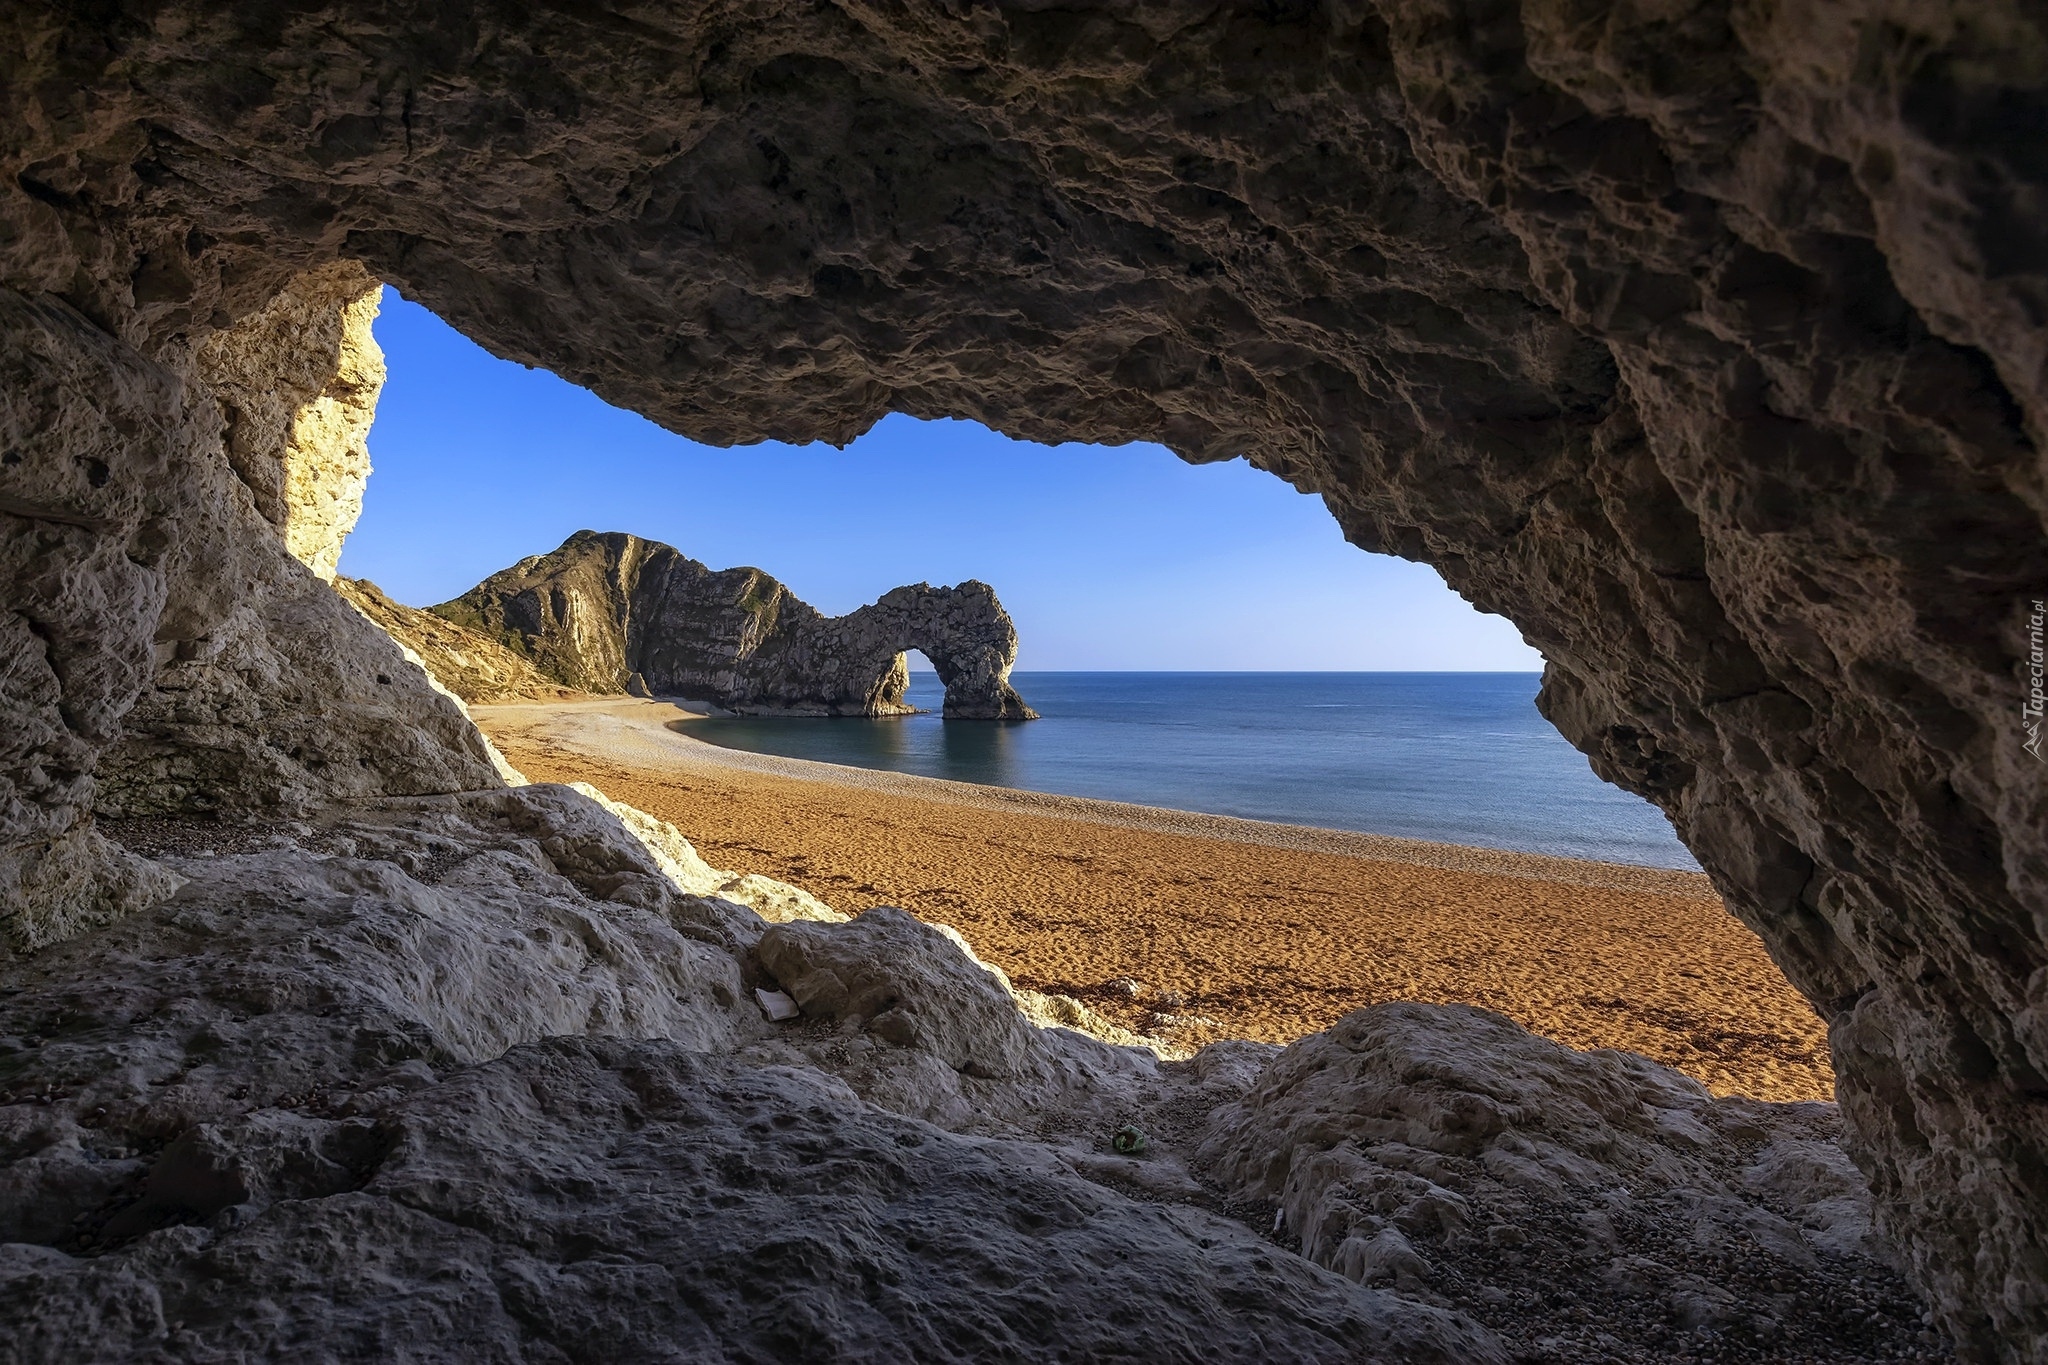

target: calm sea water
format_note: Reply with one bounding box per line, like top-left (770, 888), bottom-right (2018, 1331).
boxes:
top-left (676, 672), bottom-right (1699, 870)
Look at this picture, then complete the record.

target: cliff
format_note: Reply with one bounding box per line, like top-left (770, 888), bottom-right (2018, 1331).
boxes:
top-left (332, 576), bottom-right (575, 705)
top-left (433, 530), bottom-right (1037, 720)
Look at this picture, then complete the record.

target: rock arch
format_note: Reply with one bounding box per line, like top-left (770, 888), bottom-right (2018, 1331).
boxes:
top-left (430, 530), bottom-right (1036, 718)
top-left (811, 582), bottom-right (1039, 721)
top-left (1, 3), bottom-right (2044, 1355)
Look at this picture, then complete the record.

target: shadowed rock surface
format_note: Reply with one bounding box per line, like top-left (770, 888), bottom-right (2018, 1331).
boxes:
top-left (0, 784), bottom-right (1938, 1364)
top-left (0, 271), bottom-right (501, 954)
top-left (435, 529), bottom-right (1036, 718)
top-left (0, 0), bottom-right (2043, 1355)
top-left (1200, 1003), bottom-right (1927, 1360)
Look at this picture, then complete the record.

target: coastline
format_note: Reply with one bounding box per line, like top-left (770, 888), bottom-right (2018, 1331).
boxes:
top-left (484, 697), bottom-right (1710, 898)
top-left (473, 696), bottom-right (1833, 1102)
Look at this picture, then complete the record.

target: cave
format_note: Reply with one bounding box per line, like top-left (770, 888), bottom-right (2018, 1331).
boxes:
top-left (2, 2), bottom-right (2044, 1360)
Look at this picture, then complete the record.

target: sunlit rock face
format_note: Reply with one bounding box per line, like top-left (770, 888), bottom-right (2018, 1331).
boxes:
top-left (437, 529), bottom-right (1037, 718)
top-left (332, 576), bottom-right (572, 705)
top-left (81, 265), bottom-right (505, 828)
top-left (0, 266), bottom-right (501, 953)
top-left (1, 0), bottom-right (2045, 1353)
top-left (195, 262), bottom-right (386, 584)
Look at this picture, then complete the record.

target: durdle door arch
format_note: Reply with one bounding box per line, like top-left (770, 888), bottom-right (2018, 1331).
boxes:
top-left (2, 1), bottom-right (2044, 1357)
top-left (428, 527), bottom-right (1039, 714)
top-left (842, 583), bottom-right (1041, 720)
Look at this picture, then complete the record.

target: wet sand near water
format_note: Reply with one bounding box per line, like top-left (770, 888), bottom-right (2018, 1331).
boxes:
top-left (474, 698), bottom-right (1834, 1102)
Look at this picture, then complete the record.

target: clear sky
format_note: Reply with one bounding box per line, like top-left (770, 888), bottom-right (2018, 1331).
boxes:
top-left (340, 290), bottom-right (1542, 672)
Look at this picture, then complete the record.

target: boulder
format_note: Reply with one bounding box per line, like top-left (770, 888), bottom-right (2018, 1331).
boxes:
top-left (758, 905), bottom-right (1039, 1079)
top-left (1200, 1003), bottom-right (1915, 1360)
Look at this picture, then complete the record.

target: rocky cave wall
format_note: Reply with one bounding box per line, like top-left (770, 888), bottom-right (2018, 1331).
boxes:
top-left (89, 262), bottom-right (505, 825)
top-left (438, 528), bottom-right (1037, 718)
top-left (194, 261), bottom-right (384, 584)
top-left (1, 0), bottom-right (2044, 1356)
top-left (0, 253), bottom-right (502, 951)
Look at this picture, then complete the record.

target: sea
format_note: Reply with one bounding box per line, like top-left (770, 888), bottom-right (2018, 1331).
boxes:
top-left (674, 672), bottom-right (1700, 871)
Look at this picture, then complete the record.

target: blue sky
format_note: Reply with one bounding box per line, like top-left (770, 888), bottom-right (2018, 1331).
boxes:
top-left (340, 290), bottom-right (1541, 672)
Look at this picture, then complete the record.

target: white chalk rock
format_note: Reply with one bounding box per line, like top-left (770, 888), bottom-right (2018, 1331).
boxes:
top-left (754, 987), bottom-right (801, 1022)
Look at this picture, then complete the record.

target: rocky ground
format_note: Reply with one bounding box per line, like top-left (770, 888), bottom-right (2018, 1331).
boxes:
top-left (0, 784), bottom-right (1948, 1362)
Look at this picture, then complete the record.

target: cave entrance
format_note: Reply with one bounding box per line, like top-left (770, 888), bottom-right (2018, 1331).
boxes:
top-left (330, 289), bottom-right (1822, 1108)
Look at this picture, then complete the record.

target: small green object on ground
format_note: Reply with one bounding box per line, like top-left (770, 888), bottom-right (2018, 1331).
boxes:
top-left (1112, 1124), bottom-right (1147, 1156)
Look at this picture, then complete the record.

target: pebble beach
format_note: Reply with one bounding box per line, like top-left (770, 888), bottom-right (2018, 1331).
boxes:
top-left (474, 697), bottom-right (1835, 1103)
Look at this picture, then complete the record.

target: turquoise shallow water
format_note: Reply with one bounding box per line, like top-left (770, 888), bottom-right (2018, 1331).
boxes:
top-left (675, 671), bottom-right (1699, 871)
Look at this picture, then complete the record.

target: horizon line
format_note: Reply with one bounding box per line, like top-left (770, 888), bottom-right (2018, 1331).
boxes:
top-left (956, 667), bottom-right (1547, 675)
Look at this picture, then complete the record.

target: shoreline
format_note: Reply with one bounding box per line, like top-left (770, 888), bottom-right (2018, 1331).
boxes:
top-left (473, 696), bottom-right (1833, 1102)
top-left (479, 697), bottom-right (1712, 900)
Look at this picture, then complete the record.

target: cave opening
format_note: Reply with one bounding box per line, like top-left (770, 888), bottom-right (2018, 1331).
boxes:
top-left (342, 289), bottom-right (1701, 867)
top-left (329, 287), bottom-right (1821, 1115)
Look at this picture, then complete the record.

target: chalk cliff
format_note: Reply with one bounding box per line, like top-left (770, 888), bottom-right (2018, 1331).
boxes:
top-left (1, 0), bottom-right (2044, 1356)
top-left (434, 530), bottom-right (1038, 720)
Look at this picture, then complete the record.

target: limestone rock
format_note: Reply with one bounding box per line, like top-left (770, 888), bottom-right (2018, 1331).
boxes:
top-left (0, 826), bottom-right (181, 959)
top-left (193, 260), bottom-right (384, 582)
top-left (0, 786), bottom-right (1937, 1361)
top-left (0, 0), bottom-right (2044, 1349)
top-left (436, 530), bottom-right (1037, 719)
top-left (1199, 1003), bottom-right (1918, 1361)
top-left (713, 871), bottom-right (846, 926)
top-left (1012, 987), bottom-right (1160, 1054)
top-left (0, 783), bottom-right (1507, 1362)
top-left (93, 575), bottom-right (505, 822)
top-left (0, 269), bottom-right (504, 952)
top-left (332, 577), bottom-right (571, 704)
top-left (0, 289), bottom-right (212, 954)
top-left (742, 901), bottom-right (1175, 1138)
top-left (491, 778), bottom-right (846, 929)
top-left (89, 268), bottom-right (505, 823)
top-left (0, 1035), bottom-right (1501, 1365)
top-left (90, 270), bottom-right (505, 826)
top-left (758, 906), bottom-right (1040, 1080)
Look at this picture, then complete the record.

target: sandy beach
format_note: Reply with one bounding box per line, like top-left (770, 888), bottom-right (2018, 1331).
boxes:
top-left (473, 697), bottom-right (1834, 1103)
